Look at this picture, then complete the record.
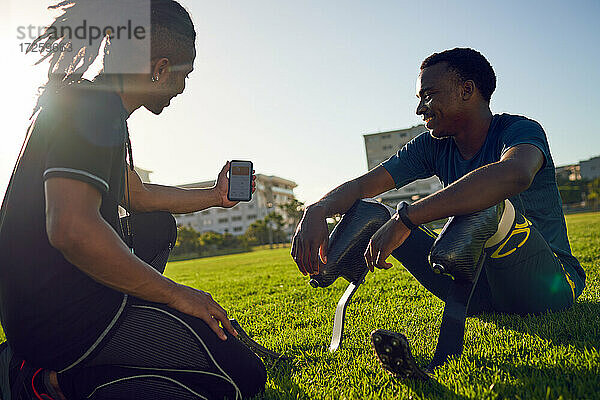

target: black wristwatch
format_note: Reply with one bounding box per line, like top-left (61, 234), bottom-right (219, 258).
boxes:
top-left (396, 201), bottom-right (418, 230)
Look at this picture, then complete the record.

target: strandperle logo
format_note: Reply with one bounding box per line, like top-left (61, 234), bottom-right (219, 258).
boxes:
top-left (14, 0), bottom-right (151, 74)
top-left (17, 19), bottom-right (147, 46)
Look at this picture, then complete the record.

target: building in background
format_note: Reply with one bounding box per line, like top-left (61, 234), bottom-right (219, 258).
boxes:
top-left (555, 164), bottom-right (581, 182)
top-left (174, 174), bottom-right (297, 236)
top-left (364, 125), bottom-right (442, 207)
top-left (134, 167), bottom-right (152, 183)
top-left (580, 156), bottom-right (600, 180)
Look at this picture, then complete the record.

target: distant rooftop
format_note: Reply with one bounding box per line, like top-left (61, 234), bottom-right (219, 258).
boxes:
top-left (363, 124), bottom-right (426, 138)
top-left (178, 174), bottom-right (297, 189)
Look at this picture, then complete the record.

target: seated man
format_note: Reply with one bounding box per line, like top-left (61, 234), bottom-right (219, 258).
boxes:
top-left (0, 1), bottom-right (265, 399)
top-left (291, 48), bottom-right (584, 376)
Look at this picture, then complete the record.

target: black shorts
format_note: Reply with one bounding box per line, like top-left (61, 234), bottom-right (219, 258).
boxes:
top-left (26, 212), bottom-right (266, 399)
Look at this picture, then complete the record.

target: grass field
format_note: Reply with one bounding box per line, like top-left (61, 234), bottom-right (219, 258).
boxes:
top-left (1, 213), bottom-right (599, 399)
top-left (164, 212), bottom-right (600, 400)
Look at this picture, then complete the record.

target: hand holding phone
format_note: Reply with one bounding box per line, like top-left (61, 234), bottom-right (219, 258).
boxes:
top-left (227, 160), bottom-right (253, 202)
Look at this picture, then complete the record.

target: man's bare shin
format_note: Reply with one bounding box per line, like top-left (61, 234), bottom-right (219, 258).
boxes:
top-left (50, 371), bottom-right (67, 400)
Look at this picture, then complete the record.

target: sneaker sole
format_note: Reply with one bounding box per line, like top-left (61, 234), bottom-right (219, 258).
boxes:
top-left (370, 329), bottom-right (430, 381)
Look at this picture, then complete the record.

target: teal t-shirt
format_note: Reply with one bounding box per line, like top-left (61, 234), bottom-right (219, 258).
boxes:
top-left (381, 113), bottom-right (584, 281)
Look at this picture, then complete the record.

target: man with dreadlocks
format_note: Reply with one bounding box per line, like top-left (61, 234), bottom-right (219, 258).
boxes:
top-left (0, 1), bottom-right (266, 399)
top-left (292, 48), bottom-right (585, 378)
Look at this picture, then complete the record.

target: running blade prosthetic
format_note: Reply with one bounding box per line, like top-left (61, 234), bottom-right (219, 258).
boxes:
top-left (230, 319), bottom-right (288, 362)
top-left (308, 200), bottom-right (392, 351)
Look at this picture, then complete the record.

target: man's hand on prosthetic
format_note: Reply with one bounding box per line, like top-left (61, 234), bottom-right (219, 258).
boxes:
top-left (364, 214), bottom-right (411, 272)
top-left (213, 161), bottom-right (256, 208)
top-left (291, 205), bottom-right (329, 276)
top-left (166, 283), bottom-right (238, 341)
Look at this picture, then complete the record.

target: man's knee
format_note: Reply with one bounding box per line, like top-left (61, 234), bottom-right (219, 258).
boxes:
top-left (144, 211), bottom-right (177, 245)
top-left (129, 211), bottom-right (177, 247)
top-left (429, 202), bottom-right (505, 282)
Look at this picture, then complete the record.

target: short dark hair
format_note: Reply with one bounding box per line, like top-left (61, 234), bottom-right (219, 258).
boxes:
top-left (421, 48), bottom-right (496, 102)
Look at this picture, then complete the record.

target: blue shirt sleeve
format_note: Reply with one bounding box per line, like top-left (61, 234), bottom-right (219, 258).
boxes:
top-left (500, 118), bottom-right (550, 169)
top-left (381, 132), bottom-right (435, 189)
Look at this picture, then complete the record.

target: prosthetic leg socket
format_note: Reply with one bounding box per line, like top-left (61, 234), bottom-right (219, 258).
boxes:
top-left (308, 200), bottom-right (392, 351)
top-left (427, 202), bottom-right (504, 369)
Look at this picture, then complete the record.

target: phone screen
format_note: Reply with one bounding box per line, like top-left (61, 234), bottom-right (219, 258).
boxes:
top-left (228, 160), bottom-right (253, 201)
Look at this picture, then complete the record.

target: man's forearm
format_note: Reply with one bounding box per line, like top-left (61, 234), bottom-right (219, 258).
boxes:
top-left (407, 161), bottom-right (530, 225)
top-left (132, 183), bottom-right (221, 214)
top-left (310, 166), bottom-right (396, 217)
top-left (311, 180), bottom-right (363, 218)
top-left (55, 213), bottom-right (178, 303)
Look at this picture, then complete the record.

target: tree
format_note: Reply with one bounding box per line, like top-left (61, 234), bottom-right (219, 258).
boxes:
top-left (172, 226), bottom-right (249, 259)
top-left (558, 184), bottom-right (586, 205)
top-left (587, 177), bottom-right (600, 209)
top-left (172, 226), bottom-right (201, 256)
top-left (244, 212), bottom-right (286, 245)
top-left (279, 198), bottom-right (305, 230)
top-left (244, 219), bottom-right (268, 245)
top-left (198, 231), bottom-right (225, 254)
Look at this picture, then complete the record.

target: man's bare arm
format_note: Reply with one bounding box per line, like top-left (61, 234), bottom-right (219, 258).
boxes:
top-left (291, 166), bottom-right (395, 275)
top-left (123, 162), bottom-right (254, 214)
top-left (125, 172), bottom-right (219, 213)
top-left (406, 144), bottom-right (544, 225)
top-left (309, 166), bottom-right (396, 217)
top-left (363, 144), bottom-right (545, 270)
top-left (45, 177), bottom-right (236, 340)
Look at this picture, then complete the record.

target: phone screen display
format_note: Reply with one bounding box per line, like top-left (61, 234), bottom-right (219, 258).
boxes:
top-left (228, 161), bottom-right (253, 201)
top-left (231, 166), bottom-right (250, 176)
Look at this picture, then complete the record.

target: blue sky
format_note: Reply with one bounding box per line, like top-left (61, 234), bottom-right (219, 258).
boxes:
top-left (1, 0), bottom-right (599, 204)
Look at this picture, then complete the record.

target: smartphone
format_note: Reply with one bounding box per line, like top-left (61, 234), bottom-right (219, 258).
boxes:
top-left (227, 160), bottom-right (253, 202)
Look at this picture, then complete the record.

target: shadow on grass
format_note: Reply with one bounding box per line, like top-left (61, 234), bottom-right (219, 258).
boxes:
top-left (399, 300), bottom-right (600, 399)
top-left (256, 359), bottom-right (308, 400)
top-left (472, 357), bottom-right (600, 399)
top-left (257, 354), bottom-right (470, 400)
top-left (254, 299), bottom-right (599, 399)
top-left (477, 300), bottom-right (600, 352)
top-left (263, 345), bottom-right (471, 400)
top-left (399, 377), bottom-right (471, 400)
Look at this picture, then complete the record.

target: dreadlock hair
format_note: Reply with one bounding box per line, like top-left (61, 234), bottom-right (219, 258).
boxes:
top-left (30, 0), bottom-right (196, 115)
top-left (421, 48), bottom-right (496, 103)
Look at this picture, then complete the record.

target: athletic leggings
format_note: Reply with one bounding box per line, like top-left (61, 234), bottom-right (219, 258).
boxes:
top-left (391, 208), bottom-right (585, 316)
top-left (57, 212), bottom-right (267, 400)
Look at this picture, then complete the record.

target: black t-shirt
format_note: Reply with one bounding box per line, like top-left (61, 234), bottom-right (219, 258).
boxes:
top-left (0, 82), bottom-right (128, 368)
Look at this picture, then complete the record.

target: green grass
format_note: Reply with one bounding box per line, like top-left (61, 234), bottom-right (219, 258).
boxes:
top-left (2, 213), bottom-right (599, 399)
top-left (164, 212), bottom-right (600, 400)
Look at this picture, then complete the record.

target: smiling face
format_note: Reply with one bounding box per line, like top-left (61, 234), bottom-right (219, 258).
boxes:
top-left (143, 47), bottom-right (196, 115)
top-left (415, 62), bottom-right (465, 138)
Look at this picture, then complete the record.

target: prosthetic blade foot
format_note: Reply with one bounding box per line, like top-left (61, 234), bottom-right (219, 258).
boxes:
top-left (425, 203), bottom-right (503, 368)
top-left (230, 319), bottom-right (289, 362)
top-left (329, 278), bottom-right (365, 352)
top-left (309, 200), bottom-right (392, 352)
